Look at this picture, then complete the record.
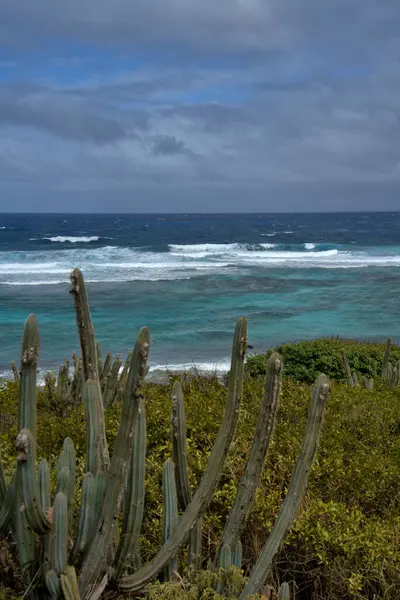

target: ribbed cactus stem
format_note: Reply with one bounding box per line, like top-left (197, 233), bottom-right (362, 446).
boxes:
top-left (119, 317), bottom-right (247, 593)
top-left (103, 355), bottom-right (122, 408)
top-left (61, 565), bottom-right (81, 600)
top-left (38, 459), bottom-right (52, 566)
top-left (382, 337), bottom-right (392, 377)
top-left (171, 380), bottom-right (202, 570)
top-left (239, 375), bottom-right (330, 600)
top-left (79, 327), bottom-right (150, 597)
top-left (83, 380), bottom-right (104, 476)
top-left (18, 314), bottom-right (39, 448)
top-left (352, 372), bottom-right (359, 387)
top-left (16, 428), bottom-right (51, 534)
top-left (57, 466), bottom-right (70, 497)
top-left (70, 268), bottom-right (109, 470)
top-left (45, 569), bottom-right (61, 600)
top-left (219, 544), bottom-right (232, 570)
top-left (70, 472), bottom-right (95, 565)
top-left (114, 397), bottom-right (146, 580)
top-left (60, 437), bottom-right (76, 532)
top-left (101, 352), bottom-right (112, 391)
top-left (217, 544), bottom-right (232, 595)
top-left (232, 540), bottom-right (242, 569)
top-left (57, 361), bottom-right (70, 403)
top-left (341, 350), bottom-right (354, 387)
top-left (279, 582), bottom-right (290, 600)
top-left (51, 492), bottom-right (68, 575)
top-left (218, 352), bottom-right (283, 556)
top-left (162, 459), bottom-right (179, 581)
top-left (10, 360), bottom-right (20, 383)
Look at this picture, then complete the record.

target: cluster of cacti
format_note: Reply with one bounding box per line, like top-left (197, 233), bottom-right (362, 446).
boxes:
top-left (342, 337), bottom-right (400, 389)
top-left (0, 267), bottom-right (329, 600)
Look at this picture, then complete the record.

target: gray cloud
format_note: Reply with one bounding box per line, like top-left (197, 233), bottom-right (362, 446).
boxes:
top-left (0, 0), bottom-right (399, 210)
top-left (151, 135), bottom-right (187, 156)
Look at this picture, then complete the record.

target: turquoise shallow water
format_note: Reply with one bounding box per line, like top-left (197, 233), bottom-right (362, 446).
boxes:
top-left (0, 212), bottom-right (400, 376)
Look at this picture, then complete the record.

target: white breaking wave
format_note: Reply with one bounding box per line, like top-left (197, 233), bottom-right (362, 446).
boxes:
top-left (42, 236), bottom-right (100, 243)
top-left (1, 244), bottom-right (400, 286)
top-left (304, 243), bottom-right (316, 250)
top-left (260, 233), bottom-right (276, 237)
top-left (149, 360), bottom-right (231, 374)
top-left (0, 226), bottom-right (6, 230)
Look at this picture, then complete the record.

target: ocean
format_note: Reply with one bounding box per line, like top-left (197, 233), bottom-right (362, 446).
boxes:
top-left (1, 212), bottom-right (400, 379)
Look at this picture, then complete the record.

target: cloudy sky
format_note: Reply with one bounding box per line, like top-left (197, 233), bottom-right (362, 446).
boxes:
top-left (0, 1), bottom-right (399, 212)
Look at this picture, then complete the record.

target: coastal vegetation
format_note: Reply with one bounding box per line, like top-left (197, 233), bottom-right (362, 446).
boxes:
top-left (0, 269), bottom-right (399, 599)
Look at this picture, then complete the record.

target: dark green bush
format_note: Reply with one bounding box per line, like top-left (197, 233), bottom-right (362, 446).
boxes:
top-left (245, 338), bottom-right (400, 383)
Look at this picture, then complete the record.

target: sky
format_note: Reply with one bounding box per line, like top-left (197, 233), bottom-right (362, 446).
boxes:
top-left (0, 1), bottom-right (399, 212)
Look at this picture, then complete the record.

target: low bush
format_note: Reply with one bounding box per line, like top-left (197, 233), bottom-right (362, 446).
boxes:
top-left (245, 338), bottom-right (400, 383)
top-left (1, 370), bottom-right (400, 599)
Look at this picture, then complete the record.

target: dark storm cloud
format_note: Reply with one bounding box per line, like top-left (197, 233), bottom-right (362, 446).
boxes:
top-left (151, 135), bottom-right (188, 156)
top-left (0, 0), bottom-right (399, 210)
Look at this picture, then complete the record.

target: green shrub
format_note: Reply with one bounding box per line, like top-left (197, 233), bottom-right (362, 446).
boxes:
top-left (1, 371), bottom-right (400, 599)
top-left (245, 338), bottom-right (400, 383)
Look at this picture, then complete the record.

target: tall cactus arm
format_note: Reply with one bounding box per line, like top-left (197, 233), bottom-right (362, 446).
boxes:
top-left (70, 472), bottom-right (95, 565)
top-left (83, 380), bottom-right (105, 475)
top-left (118, 317), bottom-right (247, 593)
top-left (239, 375), bottom-right (330, 600)
top-left (78, 327), bottom-right (150, 597)
top-left (341, 351), bottom-right (354, 387)
top-left (171, 381), bottom-right (192, 510)
top-left (162, 459), bottom-right (179, 581)
top-left (218, 352), bottom-right (283, 555)
top-left (18, 314), bottom-right (39, 449)
top-left (70, 268), bottom-right (109, 470)
top-left (69, 268), bottom-right (100, 383)
top-left (16, 429), bottom-right (51, 534)
top-left (113, 397), bottom-right (146, 580)
top-left (171, 380), bottom-right (202, 570)
top-left (50, 492), bottom-right (68, 575)
top-left (382, 337), bottom-right (392, 377)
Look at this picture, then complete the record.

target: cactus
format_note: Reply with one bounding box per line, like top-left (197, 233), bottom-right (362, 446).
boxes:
top-left (70, 267), bottom-right (109, 471)
top-left (239, 375), bottom-right (330, 599)
top-left (10, 360), bottom-right (19, 383)
top-left (0, 269), bottom-right (331, 600)
top-left (61, 566), bottom-right (81, 600)
top-left (162, 458), bottom-right (179, 581)
top-left (51, 492), bottom-right (68, 574)
top-left (382, 336), bottom-right (392, 377)
top-left (279, 581), bottom-right (291, 600)
top-left (218, 353), bottom-right (283, 556)
top-left (171, 380), bottom-right (202, 570)
top-left (119, 316), bottom-right (248, 593)
top-left (103, 355), bottom-right (122, 408)
top-left (352, 372), bottom-right (359, 387)
top-left (113, 397), bottom-right (146, 579)
top-left (341, 350), bottom-right (354, 386)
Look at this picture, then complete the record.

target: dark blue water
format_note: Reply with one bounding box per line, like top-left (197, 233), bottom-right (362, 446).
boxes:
top-left (1, 212), bottom-right (400, 378)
